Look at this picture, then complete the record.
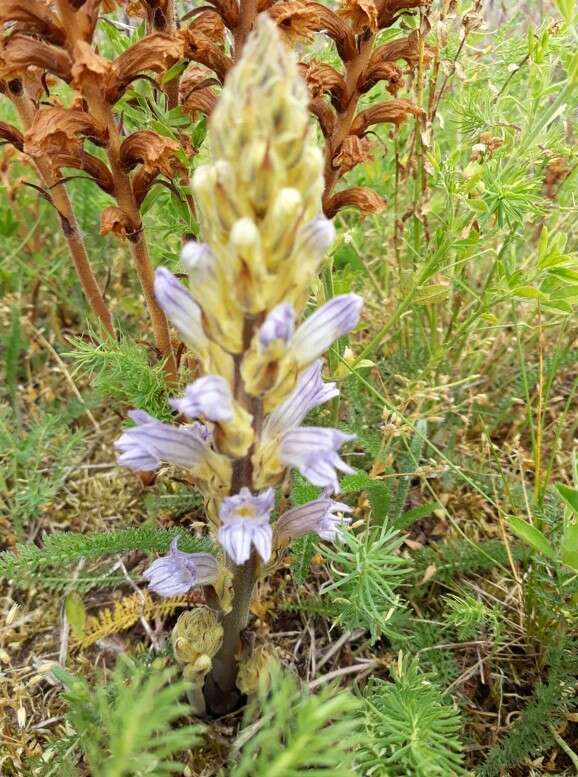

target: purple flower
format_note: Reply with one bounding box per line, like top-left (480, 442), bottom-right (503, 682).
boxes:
top-left (291, 294), bottom-right (363, 365)
top-left (169, 376), bottom-right (234, 423)
top-left (263, 360), bottom-right (338, 439)
top-left (218, 487), bottom-right (275, 564)
top-left (296, 215), bottom-right (336, 259)
top-left (278, 427), bottom-right (355, 492)
top-left (143, 537), bottom-right (218, 597)
top-left (259, 304), bottom-right (295, 348)
top-left (154, 267), bottom-right (208, 353)
top-left (114, 409), bottom-right (212, 472)
top-left (276, 497), bottom-right (352, 542)
top-left (181, 241), bottom-right (216, 279)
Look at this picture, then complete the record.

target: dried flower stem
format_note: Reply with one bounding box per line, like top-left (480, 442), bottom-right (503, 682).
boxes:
top-left (321, 32), bottom-right (376, 214)
top-left (9, 85), bottom-right (115, 338)
top-left (233, 0), bottom-right (259, 59)
top-left (54, 0), bottom-right (177, 379)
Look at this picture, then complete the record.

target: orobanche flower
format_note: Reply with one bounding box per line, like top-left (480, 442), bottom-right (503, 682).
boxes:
top-left (115, 17), bottom-right (363, 703)
top-left (143, 537), bottom-right (218, 597)
top-left (218, 488), bottom-right (275, 565)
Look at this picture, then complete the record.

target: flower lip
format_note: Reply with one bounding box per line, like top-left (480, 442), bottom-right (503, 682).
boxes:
top-left (218, 487), bottom-right (275, 564)
top-left (278, 427), bottom-right (356, 493)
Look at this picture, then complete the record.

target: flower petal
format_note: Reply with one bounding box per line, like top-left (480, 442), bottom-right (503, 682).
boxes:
top-left (290, 294), bottom-right (363, 365)
top-left (170, 375), bottom-right (234, 423)
top-left (263, 360), bottom-right (338, 439)
top-left (154, 267), bottom-right (208, 354)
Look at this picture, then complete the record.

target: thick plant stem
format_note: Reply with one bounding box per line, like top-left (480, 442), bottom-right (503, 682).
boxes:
top-left (206, 553), bottom-right (257, 712)
top-left (205, 325), bottom-right (263, 713)
top-left (90, 93), bottom-right (178, 380)
top-left (11, 88), bottom-right (115, 339)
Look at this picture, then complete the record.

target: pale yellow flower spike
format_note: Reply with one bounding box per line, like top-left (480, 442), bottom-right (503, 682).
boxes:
top-left (191, 15), bottom-right (325, 350)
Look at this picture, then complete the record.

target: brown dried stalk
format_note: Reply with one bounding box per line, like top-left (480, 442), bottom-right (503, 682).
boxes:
top-left (0, 79), bottom-right (115, 337)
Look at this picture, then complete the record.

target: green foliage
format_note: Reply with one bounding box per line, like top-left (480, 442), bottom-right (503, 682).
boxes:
top-left (0, 525), bottom-right (215, 591)
top-left (321, 524), bottom-right (411, 642)
top-left (231, 668), bottom-right (360, 777)
top-left (479, 640), bottom-right (578, 776)
top-left (360, 658), bottom-right (465, 777)
top-left (409, 539), bottom-right (532, 590)
top-left (51, 658), bottom-right (200, 777)
top-left (443, 593), bottom-right (497, 641)
top-left (0, 404), bottom-right (85, 537)
top-left (4, 305), bottom-right (25, 413)
top-left (66, 336), bottom-right (172, 420)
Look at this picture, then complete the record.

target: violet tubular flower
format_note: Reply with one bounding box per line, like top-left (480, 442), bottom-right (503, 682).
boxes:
top-left (218, 488), bottom-right (275, 565)
top-left (143, 537), bottom-right (218, 597)
top-left (170, 376), bottom-right (235, 423)
top-left (278, 427), bottom-right (356, 493)
top-left (275, 497), bottom-right (352, 543)
top-left (114, 410), bottom-right (212, 471)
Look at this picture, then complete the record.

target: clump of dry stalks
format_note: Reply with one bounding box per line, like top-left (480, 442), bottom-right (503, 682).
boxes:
top-left (0, 0), bottom-right (429, 371)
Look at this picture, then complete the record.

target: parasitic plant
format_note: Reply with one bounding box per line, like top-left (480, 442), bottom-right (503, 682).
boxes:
top-left (114, 16), bottom-right (361, 713)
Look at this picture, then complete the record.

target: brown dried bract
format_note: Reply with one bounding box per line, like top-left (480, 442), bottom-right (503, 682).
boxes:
top-left (306, 3), bottom-right (356, 61)
top-left (52, 151), bottom-right (115, 195)
top-left (299, 60), bottom-right (347, 109)
top-left (351, 97), bottom-right (422, 135)
top-left (100, 206), bottom-right (137, 240)
top-left (338, 0), bottom-right (378, 34)
top-left (359, 61), bottom-right (403, 95)
top-left (180, 63), bottom-right (218, 117)
top-left (24, 106), bottom-right (106, 157)
top-left (333, 135), bottom-right (373, 175)
top-left (1, 33), bottom-right (72, 82)
top-left (112, 32), bottom-right (184, 98)
top-left (205, 0), bottom-right (240, 28)
top-left (325, 186), bottom-right (386, 216)
top-left (268, 1), bottom-right (320, 45)
top-left (309, 97), bottom-right (336, 138)
top-left (369, 31), bottom-right (432, 72)
top-left (0, 120), bottom-right (23, 152)
top-left (376, 0), bottom-right (431, 29)
top-left (0, 0), bottom-right (65, 45)
top-left (120, 130), bottom-right (184, 178)
top-left (71, 41), bottom-right (115, 93)
top-left (179, 28), bottom-right (232, 81)
top-left (193, 10), bottom-right (226, 44)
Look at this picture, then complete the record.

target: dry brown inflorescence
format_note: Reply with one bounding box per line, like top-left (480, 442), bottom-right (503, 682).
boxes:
top-left (0, 0), bottom-right (430, 366)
